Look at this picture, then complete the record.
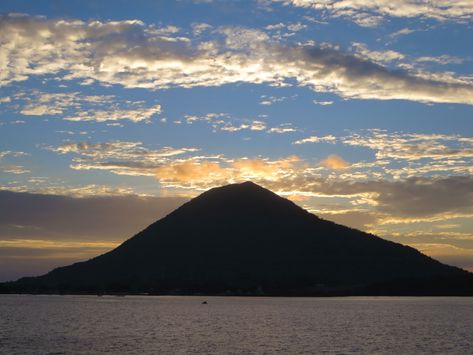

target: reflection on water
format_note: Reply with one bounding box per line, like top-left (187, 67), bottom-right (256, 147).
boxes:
top-left (1, 295), bottom-right (472, 353)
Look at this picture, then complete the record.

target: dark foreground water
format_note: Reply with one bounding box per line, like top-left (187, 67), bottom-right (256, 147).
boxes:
top-left (1, 295), bottom-right (472, 354)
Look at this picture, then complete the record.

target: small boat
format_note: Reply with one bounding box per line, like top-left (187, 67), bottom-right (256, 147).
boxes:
top-left (202, 301), bottom-right (208, 304)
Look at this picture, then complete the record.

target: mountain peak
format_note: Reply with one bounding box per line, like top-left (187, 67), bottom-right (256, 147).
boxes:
top-left (239, 180), bottom-right (264, 188)
top-left (173, 181), bottom-right (302, 221)
top-left (187, 181), bottom-right (278, 203)
top-left (207, 181), bottom-right (271, 194)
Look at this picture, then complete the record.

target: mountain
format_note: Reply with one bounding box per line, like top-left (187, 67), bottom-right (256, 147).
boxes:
top-left (2, 181), bottom-right (472, 295)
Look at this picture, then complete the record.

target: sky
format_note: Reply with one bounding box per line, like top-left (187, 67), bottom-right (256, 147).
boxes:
top-left (1, 0), bottom-right (473, 281)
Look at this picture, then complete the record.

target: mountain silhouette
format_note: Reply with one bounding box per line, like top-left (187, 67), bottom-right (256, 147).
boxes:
top-left (2, 181), bottom-right (472, 295)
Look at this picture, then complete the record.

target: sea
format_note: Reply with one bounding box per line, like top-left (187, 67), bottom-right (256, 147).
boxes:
top-left (0, 295), bottom-right (472, 354)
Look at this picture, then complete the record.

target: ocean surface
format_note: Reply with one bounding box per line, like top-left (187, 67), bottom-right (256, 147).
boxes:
top-left (1, 295), bottom-right (472, 354)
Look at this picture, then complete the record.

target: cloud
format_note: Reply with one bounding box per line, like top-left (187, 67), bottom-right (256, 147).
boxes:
top-left (49, 141), bottom-right (199, 176)
top-left (48, 140), bottom-right (304, 190)
top-left (0, 190), bottom-right (187, 281)
top-left (155, 160), bottom-right (227, 184)
top-left (220, 120), bottom-right (267, 132)
top-left (388, 28), bottom-right (416, 39)
top-left (233, 156), bottom-right (299, 178)
top-left (0, 151), bottom-right (28, 159)
top-left (0, 190), bottom-right (186, 242)
top-left (264, 21), bottom-right (308, 40)
top-left (266, 22), bottom-right (307, 32)
top-left (264, 175), bottom-right (473, 221)
top-left (45, 130), bottom-right (473, 224)
top-left (319, 154), bottom-right (350, 169)
top-left (1, 165), bottom-right (30, 174)
top-left (47, 139), bottom-right (304, 192)
top-left (0, 151), bottom-right (30, 174)
top-left (184, 112), bottom-right (228, 124)
top-left (43, 130), bottom-right (473, 230)
top-left (14, 90), bottom-right (161, 123)
top-left (351, 42), bottom-right (405, 64)
top-left (192, 23), bottom-right (212, 36)
top-left (2, 14), bottom-right (473, 105)
top-left (185, 112), bottom-right (295, 134)
top-left (293, 134), bottom-right (337, 144)
top-left (415, 55), bottom-right (465, 66)
top-left (293, 129), bottom-right (473, 180)
top-left (155, 155), bottom-right (301, 187)
top-left (278, 1), bottom-right (473, 26)
top-left (48, 139), bottom-right (309, 192)
top-left (19, 92), bottom-right (84, 115)
top-left (0, 239), bottom-right (119, 250)
top-left (343, 130), bottom-right (473, 162)
top-left (64, 104), bottom-right (162, 123)
top-left (374, 176), bottom-right (473, 218)
top-left (259, 94), bottom-right (296, 105)
top-left (267, 124), bottom-right (297, 134)
top-left (313, 100), bottom-right (334, 105)
top-left (155, 157), bottom-right (473, 271)
top-left (0, 182), bottom-right (146, 198)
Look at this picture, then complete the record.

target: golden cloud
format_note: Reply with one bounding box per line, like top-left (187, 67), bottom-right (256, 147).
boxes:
top-left (319, 154), bottom-right (350, 170)
top-left (155, 161), bottom-right (227, 183)
top-left (155, 156), bottom-right (300, 185)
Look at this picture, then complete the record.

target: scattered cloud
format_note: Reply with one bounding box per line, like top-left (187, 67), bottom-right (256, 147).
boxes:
top-left (319, 154), bottom-right (350, 169)
top-left (388, 27), bottom-right (416, 40)
top-left (0, 183), bottom-right (142, 198)
top-left (192, 22), bottom-right (212, 36)
top-left (259, 94), bottom-right (296, 105)
top-left (294, 129), bottom-right (473, 179)
top-left (266, 22), bottom-right (307, 32)
top-left (267, 124), bottom-right (297, 134)
top-left (0, 151), bottom-right (30, 175)
top-left (0, 151), bottom-right (29, 160)
top-left (2, 14), bottom-right (473, 105)
top-left (0, 239), bottom-right (119, 250)
top-left (351, 42), bottom-right (405, 64)
top-left (155, 155), bottom-right (300, 188)
top-left (416, 55), bottom-right (465, 66)
top-left (43, 128), bottom-right (473, 226)
top-left (156, 160), bottom-right (226, 184)
top-left (1, 165), bottom-right (30, 174)
top-left (343, 130), bottom-right (473, 162)
top-left (220, 120), bottom-right (267, 132)
top-left (264, 21), bottom-right (308, 40)
top-left (278, 1), bottom-right (473, 26)
top-left (313, 100), bottom-right (333, 105)
top-left (45, 130), bottom-right (473, 225)
top-left (65, 103), bottom-right (162, 123)
top-left (49, 141), bottom-right (199, 176)
top-left (293, 135), bottom-right (336, 144)
top-left (184, 112), bottom-right (295, 134)
top-left (13, 90), bottom-right (161, 123)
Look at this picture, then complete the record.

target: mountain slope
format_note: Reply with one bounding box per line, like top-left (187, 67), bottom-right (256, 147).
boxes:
top-left (2, 182), bottom-right (472, 295)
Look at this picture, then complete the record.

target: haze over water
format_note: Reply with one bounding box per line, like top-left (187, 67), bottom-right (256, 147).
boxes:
top-left (1, 295), bottom-right (472, 354)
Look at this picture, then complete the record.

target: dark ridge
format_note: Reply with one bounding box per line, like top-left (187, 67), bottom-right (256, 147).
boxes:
top-left (2, 182), bottom-right (472, 296)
